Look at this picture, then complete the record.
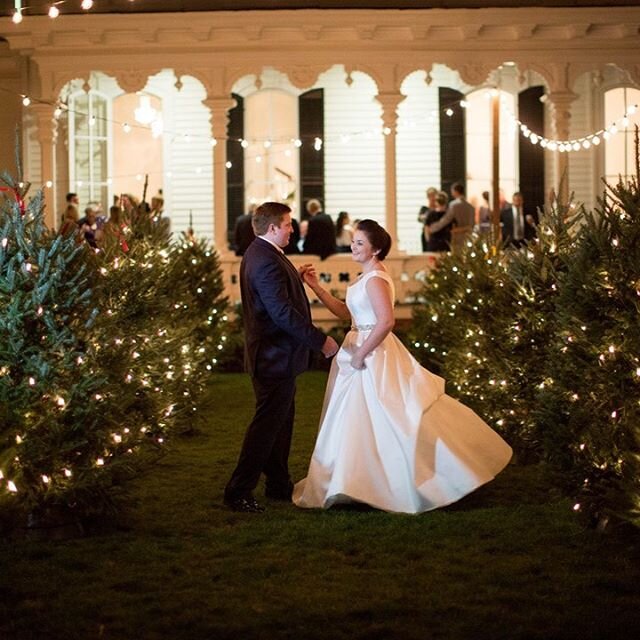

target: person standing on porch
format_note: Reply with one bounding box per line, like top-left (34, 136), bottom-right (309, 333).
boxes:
top-left (425, 182), bottom-right (475, 252)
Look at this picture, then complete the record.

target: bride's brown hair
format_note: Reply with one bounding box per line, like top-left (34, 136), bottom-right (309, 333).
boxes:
top-left (356, 219), bottom-right (392, 260)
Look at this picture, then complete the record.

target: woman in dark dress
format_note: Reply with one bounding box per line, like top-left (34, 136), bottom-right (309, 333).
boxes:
top-left (425, 190), bottom-right (453, 252)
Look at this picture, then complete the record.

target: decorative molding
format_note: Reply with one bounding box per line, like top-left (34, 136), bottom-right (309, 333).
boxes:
top-left (456, 63), bottom-right (493, 87)
top-left (113, 69), bottom-right (153, 94)
top-left (285, 65), bottom-right (326, 91)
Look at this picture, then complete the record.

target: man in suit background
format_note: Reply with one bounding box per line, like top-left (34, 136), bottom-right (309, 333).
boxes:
top-left (500, 191), bottom-right (538, 248)
top-left (224, 202), bottom-right (339, 513)
top-left (302, 198), bottom-right (336, 260)
top-left (425, 182), bottom-right (475, 252)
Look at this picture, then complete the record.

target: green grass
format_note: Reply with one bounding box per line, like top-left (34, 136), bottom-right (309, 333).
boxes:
top-left (2, 372), bottom-right (640, 640)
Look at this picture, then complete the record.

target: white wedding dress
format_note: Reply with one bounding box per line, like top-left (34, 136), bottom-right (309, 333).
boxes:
top-left (293, 270), bottom-right (512, 514)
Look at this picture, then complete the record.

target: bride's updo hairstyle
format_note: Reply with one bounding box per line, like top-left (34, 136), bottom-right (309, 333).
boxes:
top-left (356, 219), bottom-right (392, 261)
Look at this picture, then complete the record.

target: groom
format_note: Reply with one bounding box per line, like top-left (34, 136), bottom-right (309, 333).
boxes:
top-left (224, 202), bottom-right (339, 513)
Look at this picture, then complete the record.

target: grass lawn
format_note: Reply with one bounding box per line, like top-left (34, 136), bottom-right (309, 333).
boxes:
top-left (2, 372), bottom-right (640, 640)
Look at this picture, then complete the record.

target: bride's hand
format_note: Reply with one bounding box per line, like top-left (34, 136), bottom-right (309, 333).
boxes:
top-left (350, 353), bottom-right (366, 370)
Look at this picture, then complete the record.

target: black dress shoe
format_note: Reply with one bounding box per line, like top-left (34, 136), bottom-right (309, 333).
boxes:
top-left (265, 483), bottom-right (294, 501)
top-left (224, 496), bottom-right (265, 513)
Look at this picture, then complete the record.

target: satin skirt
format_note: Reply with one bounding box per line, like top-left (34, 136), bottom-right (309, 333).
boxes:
top-left (293, 331), bottom-right (512, 514)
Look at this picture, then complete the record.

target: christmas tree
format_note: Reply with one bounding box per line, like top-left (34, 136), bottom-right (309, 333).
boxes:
top-left (0, 174), bottom-right (148, 528)
top-left (161, 233), bottom-right (230, 431)
top-left (0, 169), bottom-right (232, 532)
top-left (536, 171), bottom-right (640, 528)
top-left (409, 232), bottom-right (525, 450)
top-left (492, 200), bottom-right (584, 461)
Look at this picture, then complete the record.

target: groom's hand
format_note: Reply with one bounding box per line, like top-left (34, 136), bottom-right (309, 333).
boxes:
top-left (321, 336), bottom-right (339, 358)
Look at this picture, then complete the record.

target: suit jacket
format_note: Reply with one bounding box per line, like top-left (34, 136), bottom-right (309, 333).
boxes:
top-left (429, 197), bottom-right (475, 251)
top-left (233, 213), bottom-right (256, 256)
top-left (429, 197), bottom-right (475, 233)
top-left (500, 203), bottom-right (538, 246)
top-left (303, 212), bottom-right (336, 260)
top-left (241, 237), bottom-right (326, 379)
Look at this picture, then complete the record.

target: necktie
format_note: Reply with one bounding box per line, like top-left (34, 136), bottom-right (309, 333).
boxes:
top-left (514, 207), bottom-right (523, 239)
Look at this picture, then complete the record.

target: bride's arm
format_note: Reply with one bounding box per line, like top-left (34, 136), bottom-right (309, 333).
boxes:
top-left (351, 277), bottom-right (395, 369)
top-left (301, 265), bottom-right (351, 321)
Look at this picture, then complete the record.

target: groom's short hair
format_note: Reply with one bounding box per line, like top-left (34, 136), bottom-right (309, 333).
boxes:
top-left (253, 202), bottom-right (291, 235)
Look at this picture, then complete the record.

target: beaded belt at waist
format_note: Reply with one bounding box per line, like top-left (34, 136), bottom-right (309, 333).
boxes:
top-left (351, 324), bottom-right (376, 331)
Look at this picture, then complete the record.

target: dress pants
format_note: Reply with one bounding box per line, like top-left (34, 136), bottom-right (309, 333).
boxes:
top-left (224, 375), bottom-right (296, 502)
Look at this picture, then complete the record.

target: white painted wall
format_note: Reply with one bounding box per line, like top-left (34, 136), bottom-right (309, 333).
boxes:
top-left (315, 66), bottom-right (386, 230)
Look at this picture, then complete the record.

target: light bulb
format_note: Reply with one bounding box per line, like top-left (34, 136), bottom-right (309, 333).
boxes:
top-left (48, 6), bottom-right (60, 19)
top-left (81, 0), bottom-right (94, 9)
top-left (12, 10), bottom-right (23, 24)
top-left (22, 96), bottom-right (31, 107)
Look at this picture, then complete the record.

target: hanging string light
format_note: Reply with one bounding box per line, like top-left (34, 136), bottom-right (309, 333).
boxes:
top-left (10, 0), bottom-right (97, 22)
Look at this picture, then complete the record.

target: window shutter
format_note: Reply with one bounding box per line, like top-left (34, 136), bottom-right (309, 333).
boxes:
top-left (226, 93), bottom-right (245, 246)
top-left (299, 88), bottom-right (325, 219)
top-left (439, 88), bottom-right (466, 195)
top-left (518, 86), bottom-right (545, 211)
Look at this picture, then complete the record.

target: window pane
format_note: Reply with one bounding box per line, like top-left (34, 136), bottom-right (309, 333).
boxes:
top-left (91, 139), bottom-right (107, 184)
top-left (74, 94), bottom-right (89, 136)
top-left (604, 87), bottom-right (640, 185)
top-left (91, 95), bottom-right (108, 137)
top-left (75, 137), bottom-right (90, 181)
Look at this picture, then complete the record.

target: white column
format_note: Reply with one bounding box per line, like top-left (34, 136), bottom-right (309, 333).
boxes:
top-left (376, 92), bottom-right (404, 247)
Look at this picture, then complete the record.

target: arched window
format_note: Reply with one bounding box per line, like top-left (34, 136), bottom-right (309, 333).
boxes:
top-left (68, 90), bottom-right (109, 207)
top-left (604, 86), bottom-right (640, 186)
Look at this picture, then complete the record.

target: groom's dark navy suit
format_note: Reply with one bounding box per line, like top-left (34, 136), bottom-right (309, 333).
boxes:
top-left (224, 237), bottom-right (326, 503)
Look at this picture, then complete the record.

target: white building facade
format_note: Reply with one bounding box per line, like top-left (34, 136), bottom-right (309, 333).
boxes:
top-left (1, 5), bottom-right (639, 263)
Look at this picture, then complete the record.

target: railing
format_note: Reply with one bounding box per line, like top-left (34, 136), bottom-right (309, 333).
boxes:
top-left (218, 251), bottom-right (442, 327)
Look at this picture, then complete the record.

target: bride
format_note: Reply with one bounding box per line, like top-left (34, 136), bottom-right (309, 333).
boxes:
top-left (293, 219), bottom-right (512, 514)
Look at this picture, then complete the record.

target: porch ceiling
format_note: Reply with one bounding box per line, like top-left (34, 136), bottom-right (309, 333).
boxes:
top-left (10, 0), bottom-right (640, 15)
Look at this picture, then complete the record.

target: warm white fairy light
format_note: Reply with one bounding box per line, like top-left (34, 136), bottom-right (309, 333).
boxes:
top-left (48, 5), bottom-right (60, 19)
top-left (81, 0), bottom-right (93, 9)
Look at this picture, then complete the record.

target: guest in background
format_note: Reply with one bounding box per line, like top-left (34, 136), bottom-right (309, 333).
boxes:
top-left (425, 191), bottom-right (452, 252)
top-left (233, 204), bottom-right (257, 256)
top-left (59, 204), bottom-right (80, 237)
top-left (500, 191), bottom-right (538, 248)
top-left (102, 205), bottom-right (129, 252)
top-left (302, 199), bottom-right (336, 260)
top-left (77, 203), bottom-right (102, 248)
top-left (59, 192), bottom-right (79, 229)
top-left (297, 219), bottom-right (308, 253)
top-left (418, 187), bottom-right (438, 252)
top-left (284, 216), bottom-right (301, 255)
top-left (478, 190), bottom-right (492, 234)
top-left (150, 191), bottom-right (171, 233)
top-left (426, 182), bottom-right (475, 252)
top-left (335, 211), bottom-right (354, 253)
